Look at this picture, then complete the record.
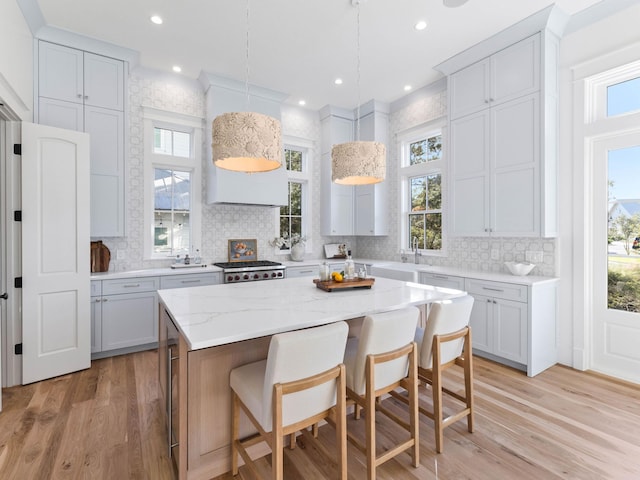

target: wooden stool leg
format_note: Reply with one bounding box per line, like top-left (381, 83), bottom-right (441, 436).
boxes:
top-left (409, 344), bottom-right (420, 467)
top-left (464, 331), bottom-right (474, 433)
top-left (433, 340), bottom-right (444, 453)
top-left (365, 358), bottom-right (376, 480)
top-left (289, 432), bottom-right (296, 450)
top-left (231, 391), bottom-right (240, 475)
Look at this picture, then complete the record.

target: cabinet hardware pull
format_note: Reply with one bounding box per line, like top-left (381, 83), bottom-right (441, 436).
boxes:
top-left (95, 298), bottom-right (101, 303)
top-left (123, 284), bottom-right (141, 288)
top-left (181, 280), bottom-right (200, 284)
top-left (299, 270), bottom-right (313, 274)
top-left (102, 298), bottom-right (108, 302)
top-left (77, 94), bottom-right (82, 98)
top-left (433, 275), bottom-right (449, 279)
top-left (482, 287), bottom-right (504, 292)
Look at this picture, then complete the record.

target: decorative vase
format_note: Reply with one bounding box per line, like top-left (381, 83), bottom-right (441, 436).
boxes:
top-left (290, 243), bottom-right (305, 262)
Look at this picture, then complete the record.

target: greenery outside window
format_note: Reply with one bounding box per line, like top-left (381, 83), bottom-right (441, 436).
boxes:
top-left (399, 123), bottom-right (445, 253)
top-left (154, 168), bottom-right (191, 255)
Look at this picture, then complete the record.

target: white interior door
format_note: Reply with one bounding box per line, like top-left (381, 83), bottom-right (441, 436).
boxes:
top-left (21, 122), bottom-right (90, 384)
top-left (592, 130), bottom-right (640, 384)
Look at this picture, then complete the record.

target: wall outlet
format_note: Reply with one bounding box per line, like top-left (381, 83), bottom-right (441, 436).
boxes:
top-left (491, 249), bottom-right (500, 260)
top-left (116, 249), bottom-right (125, 260)
top-left (526, 251), bottom-right (543, 263)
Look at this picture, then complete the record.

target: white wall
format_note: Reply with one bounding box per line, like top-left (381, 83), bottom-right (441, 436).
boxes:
top-left (557, 3), bottom-right (640, 368)
top-left (0, 0), bottom-right (34, 120)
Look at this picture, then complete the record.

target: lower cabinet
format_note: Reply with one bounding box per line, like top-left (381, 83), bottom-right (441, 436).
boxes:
top-left (465, 277), bottom-right (557, 377)
top-left (419, 272), bottom-right (465, 290)
top-left (286, 265), bottom-right (318, 278)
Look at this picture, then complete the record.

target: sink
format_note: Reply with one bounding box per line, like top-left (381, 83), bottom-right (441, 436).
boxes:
top-left (369, 264), bottom-right (419, 282)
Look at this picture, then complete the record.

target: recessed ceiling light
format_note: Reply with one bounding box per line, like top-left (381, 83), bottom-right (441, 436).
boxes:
top-left (415, 20), bottom-right (427, 31)
top-left (334, 78), bottom-right (343, 85)
top-left (298, 100), bottom-right (306, 106)
top-left (172, 66), bottom-right (182, 73)
top-left (150, 15), bottom-right (163, 25)
top-left (404, 85), bottom-right (412, 92)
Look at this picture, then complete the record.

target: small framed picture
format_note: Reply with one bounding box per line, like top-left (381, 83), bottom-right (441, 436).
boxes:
top-left (228, 239), bottom-right (258, 262)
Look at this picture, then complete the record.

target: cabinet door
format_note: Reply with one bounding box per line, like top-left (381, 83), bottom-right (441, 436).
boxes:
top-left (491, 34), bottom-right (540, 105)
top-left (450, 110), bottom-right (491, 236)
top-left (355, 189), bottom-right (374, 235)
top-left (491, 94), bottom-right (540, 235)
top-left (38, 42), bottom-right (84, 104)
top-left (101, 291), bottom-right (159, 351)
top-left (91, 297), bottom-right (102, 353)
top-left (83, 53), bottom-right (124, 110)
top-left (160, 273), bottom-right (220, 289)
top-left (330, 186), bottom-right (354, 235)
top-left (420, 272), bottom-right (465, 290)
top-left (85, 106), bottom-right (125, 237)
top-left (38, 98), bottom-right (84, 131)
top-left (286, 266), bottom-right (317, 278)
top-left (469, 294), bottom-right (492, 353)
top-left (449, 58), bottom-right (490, 119)
top-left (493, 298), bottom-right (528, 364)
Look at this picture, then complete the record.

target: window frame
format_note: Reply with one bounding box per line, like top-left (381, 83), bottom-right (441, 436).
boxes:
top-left (398, 119), bottom-right (447, 256)
top-left (143, 107), bottom-right (202, 261)
top-left (274, 136), bottom-right (313, 255)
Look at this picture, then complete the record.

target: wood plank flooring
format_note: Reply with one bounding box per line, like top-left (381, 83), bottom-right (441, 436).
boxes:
top-left (0, 350), bottom-right (638, 479)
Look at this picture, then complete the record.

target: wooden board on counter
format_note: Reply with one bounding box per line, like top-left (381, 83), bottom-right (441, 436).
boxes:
top-left (313, 277), bottom-right (375, 292)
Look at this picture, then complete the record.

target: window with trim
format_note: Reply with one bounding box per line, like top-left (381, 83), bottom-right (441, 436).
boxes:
top-left (143, 109), bottom-right (202, 260)
top-left (400, 125), bottom-right (444, 252)
top-left (276, 145), bottom-right (310, 251)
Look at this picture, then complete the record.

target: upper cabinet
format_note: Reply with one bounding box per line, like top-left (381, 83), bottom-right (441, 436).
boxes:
top-left (39, 42), bottom-right (124, 111)
top-left (447, 31), bottom-right (558, 238)
top-left (450, 35), bottom-right (540, 120)
top-left (320, 102), bottom-right (389, 237)
top-left (37, 41), bottom-right (126, 237)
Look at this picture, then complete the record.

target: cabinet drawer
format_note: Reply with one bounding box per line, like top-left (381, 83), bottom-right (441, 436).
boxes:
top-left (420, 272), bottom-right (465, 290)
top-left (102, 276), bottom-right (160, 295)
top-left (91, 280), bottom-right (102, 297)
top-left (160, 273), bottom-right (220, 289)
top-left (465, 278), bottom-right (528, 303)
top-left (286, 266), bottom-right (317, 278)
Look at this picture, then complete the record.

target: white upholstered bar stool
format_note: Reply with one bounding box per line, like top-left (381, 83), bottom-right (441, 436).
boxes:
top-left (229, 321), bottom-right (349, 480)
top-left (412, 294), bottom-right (475, 453)
top-left (343, 307), bottom-right (420, 480)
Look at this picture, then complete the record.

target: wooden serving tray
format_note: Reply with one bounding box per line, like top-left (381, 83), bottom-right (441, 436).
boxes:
top-left (313, 277), bottom-right (375, 292)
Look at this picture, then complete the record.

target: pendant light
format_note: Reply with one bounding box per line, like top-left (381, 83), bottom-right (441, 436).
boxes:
top-left (212, 0), bottom-right (282, 173)
top-left (331, 0), bottom-right (386, 185)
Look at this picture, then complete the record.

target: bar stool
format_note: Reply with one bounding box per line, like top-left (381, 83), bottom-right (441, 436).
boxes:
top-left (393, 295), bottom-right (475, 453)
top-left (343, 307), bottom-right (420, 480)
top-left (230, 321), bottom-right (349, 480)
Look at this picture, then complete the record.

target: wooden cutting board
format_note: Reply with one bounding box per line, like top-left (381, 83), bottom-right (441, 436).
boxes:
top-left (313, 277), bottom-right (375, 292)
top-left (91, 241), bottom-right (111, 273)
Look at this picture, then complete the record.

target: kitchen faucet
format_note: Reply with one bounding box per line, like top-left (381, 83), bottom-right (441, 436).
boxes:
top-left (412, 237), bottom-right (422, 264)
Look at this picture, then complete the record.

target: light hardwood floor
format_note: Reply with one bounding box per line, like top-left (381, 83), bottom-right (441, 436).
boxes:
top-left (0, 350), bottom-right (638, 479)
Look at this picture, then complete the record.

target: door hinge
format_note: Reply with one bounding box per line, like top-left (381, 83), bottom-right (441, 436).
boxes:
top-left (13, 144), bottom-right (21, 155)
top-left (14, 343), bottom-right (22, 355)
top-left (14, 277), bottom-right (22, 288)
top-left (14, 210), bottom-right (21, 222)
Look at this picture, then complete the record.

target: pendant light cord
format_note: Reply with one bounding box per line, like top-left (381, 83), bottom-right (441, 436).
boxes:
top-left (356, 2), bottom-right (361, 142)
top-left (245, 0), bottom-right (250, 109)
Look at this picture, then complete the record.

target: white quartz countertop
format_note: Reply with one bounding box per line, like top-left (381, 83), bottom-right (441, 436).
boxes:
top-left (158, 276), bottom-right (466, 351)
top-left (91, 265), bottom-right (222, 280)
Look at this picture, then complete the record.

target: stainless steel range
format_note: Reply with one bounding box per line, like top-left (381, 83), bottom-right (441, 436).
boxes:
top-left (213, 260), bottom-right (286, 284)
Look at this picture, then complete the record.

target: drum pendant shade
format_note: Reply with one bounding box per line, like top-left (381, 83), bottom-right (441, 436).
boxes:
top-left (332, 141), bottom-right (386, 185)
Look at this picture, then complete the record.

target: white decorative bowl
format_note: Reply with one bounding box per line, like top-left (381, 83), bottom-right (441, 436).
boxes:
top-left (504, 261), bottom-right (535, 276)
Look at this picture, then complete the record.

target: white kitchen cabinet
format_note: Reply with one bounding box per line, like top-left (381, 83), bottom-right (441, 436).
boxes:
top-left (449, 34), bottom-right (540, 119)
top-left (39, 42), bottom-right (124, 110)
top-left (92, 276), bottom-right (160, 357)
top-left (320, 108), bottom-right (354, 236)
top-left (38, 40), bottom-right (126, 237)
top-left (465, 277), bottom-right (557, 376)
top-left (451, 93), bottom-right (540, 236)
top-left (159, 272), bottom-right (221, 289)
top-left (419, 272), bottom-right (465, 290)
top-left (286, 265), bottom-right (317, 278)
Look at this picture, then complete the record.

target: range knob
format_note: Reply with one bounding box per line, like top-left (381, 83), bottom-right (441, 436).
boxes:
top-left (271, 272), bottom-right (277, 278)
top-left (277, 271), bottom-right (283, 277)
top-left (263, 273), bottom-right (269, 279)
top-left (253, 274), bottom-right (259, 279)
top-left (227, 275), bottom-right (234, 282)
top-left (234, 275), bottom-right (240, 281)
top-left (243, 274), bottom-right (249, 280)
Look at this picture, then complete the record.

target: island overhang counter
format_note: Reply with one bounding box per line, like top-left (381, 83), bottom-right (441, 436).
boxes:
top-left (157, 276), bottom-right (466, 480)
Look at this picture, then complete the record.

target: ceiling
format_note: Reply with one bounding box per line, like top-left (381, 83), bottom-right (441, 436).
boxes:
top-left (34, 0), bottom-right (606, 111)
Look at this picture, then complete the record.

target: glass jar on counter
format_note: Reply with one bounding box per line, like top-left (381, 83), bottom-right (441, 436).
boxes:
top-left (318, 262), bottom-right (330, 281)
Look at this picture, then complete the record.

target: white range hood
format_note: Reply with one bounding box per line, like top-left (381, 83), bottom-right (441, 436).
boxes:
top-left (199, 72), bottom-right (288, 207)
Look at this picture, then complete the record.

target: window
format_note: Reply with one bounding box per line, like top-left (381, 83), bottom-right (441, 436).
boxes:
top-left (607, 77), bottom-right (640, 117)
top-left (399, 123), bottom-right (445, 253)
top-left (143, 108), bottom-right (202, 260)
top-left (276, 143), bottom-right (311, 252)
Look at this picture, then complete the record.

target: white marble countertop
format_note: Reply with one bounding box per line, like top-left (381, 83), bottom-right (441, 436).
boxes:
top-left (91, 264), bottom-right (223, 280)
top-left (158, 276), bottom-right (466, 351)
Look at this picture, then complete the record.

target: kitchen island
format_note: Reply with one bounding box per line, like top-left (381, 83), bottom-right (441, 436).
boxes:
top-left (157, 276), bottom-right (466, 480)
